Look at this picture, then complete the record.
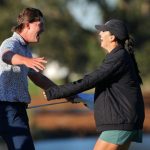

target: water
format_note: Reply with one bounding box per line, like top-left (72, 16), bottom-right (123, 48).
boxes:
top-left (35, 137), bottom-right (96, 150)
top-left (0, 134), bottom-right (149, 150)
top-left (35, 134), bottom-right (150, 150)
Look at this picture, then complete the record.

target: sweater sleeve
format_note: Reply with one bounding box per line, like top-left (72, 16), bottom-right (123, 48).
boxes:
top-left (45, 51), bottom-right (125, 100)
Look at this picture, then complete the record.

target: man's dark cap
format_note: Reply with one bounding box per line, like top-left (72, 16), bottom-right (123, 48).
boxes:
top-left (95, 19), bottom-right (129, 41)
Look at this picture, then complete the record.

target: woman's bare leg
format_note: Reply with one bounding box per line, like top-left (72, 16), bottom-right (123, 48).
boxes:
top-left (93, 139), bottom-right (119, 150)
top-left (93, 139), bottom-right (131, 150)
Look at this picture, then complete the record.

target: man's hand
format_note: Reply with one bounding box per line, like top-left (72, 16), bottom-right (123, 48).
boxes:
top-left (43, 91), bottom-right (79, 103)
top-left (23, 57), bottom-right (47, 72)
top-left (43, 91), bottom-right (47, 100)
top-left (11, 53), bottom-right (47, 72)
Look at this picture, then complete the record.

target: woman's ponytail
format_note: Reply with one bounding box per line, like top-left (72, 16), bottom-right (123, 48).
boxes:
top-left (125, 36), bottom-right (143, 84)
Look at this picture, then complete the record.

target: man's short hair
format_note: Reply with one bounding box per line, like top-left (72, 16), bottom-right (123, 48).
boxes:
top-left (12, 7), bottom-right (43, 32)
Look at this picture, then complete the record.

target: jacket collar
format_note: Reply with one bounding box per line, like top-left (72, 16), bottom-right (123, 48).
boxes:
top-left (108, 45), bottom-right (124, 55)
top-left (13, 32), bottom-right (27, 46)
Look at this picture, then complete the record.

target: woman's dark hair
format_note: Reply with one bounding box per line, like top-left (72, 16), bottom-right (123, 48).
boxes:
top-left (118, 36), bottom-right (143, 84)
top-left (12, 7), bottom-right (43, 32)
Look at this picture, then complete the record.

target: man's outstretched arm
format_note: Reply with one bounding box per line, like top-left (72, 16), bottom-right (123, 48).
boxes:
top-left (2, 51), bottom-right (47, 72)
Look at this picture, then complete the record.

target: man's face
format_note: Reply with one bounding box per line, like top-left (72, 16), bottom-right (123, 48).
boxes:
top-left (27, 17), bottom-right (44, 43)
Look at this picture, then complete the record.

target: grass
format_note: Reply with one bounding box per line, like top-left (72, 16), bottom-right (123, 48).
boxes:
top-left (142, 77), bottom-right (150, 93)
top-left (28, 80), bottom-right (43, 100)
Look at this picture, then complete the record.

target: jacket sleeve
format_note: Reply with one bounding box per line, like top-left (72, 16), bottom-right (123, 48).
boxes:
top-left (45, 52), bottom-right (125, 100)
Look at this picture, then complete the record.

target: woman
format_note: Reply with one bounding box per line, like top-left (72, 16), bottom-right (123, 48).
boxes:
top-left (44, 19), bottom-right (145, 150)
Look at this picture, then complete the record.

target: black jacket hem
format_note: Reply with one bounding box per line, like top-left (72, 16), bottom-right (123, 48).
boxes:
top-left (96, 124), bottom-right (143, 133)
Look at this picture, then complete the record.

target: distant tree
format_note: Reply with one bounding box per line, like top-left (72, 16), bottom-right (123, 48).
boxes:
top-left (0, 0), bottom-right (6, 5)
top-left (0, 0), bottom-right (104, 82)
top-left (0, 0), bottom-right (24, 41)
top-left (0, 0), bottom-right (149, 81)
top-left (86, 0), bottom-right (150, 78)
top-left (28, 0), bottom-right (104, 80)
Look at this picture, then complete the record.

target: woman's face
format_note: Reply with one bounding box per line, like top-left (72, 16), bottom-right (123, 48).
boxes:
top-left (99, 31), bottom-right (114, 52)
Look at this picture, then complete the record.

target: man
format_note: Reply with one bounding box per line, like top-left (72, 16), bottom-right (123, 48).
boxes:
top-left (0, 7), bottom-right (55, 150)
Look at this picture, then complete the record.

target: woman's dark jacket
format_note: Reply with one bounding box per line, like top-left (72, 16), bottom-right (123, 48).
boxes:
top-left (45, 45), bottom-right (145, 132)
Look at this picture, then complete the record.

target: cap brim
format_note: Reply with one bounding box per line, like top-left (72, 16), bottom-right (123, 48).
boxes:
top-left (95, 25), bottom-right (108, 31)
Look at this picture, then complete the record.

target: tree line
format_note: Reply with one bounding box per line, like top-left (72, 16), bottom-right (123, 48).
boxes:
top-left (0, 0), bottom-right (149, 82)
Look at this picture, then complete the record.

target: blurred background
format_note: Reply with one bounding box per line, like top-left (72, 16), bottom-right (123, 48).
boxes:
top-left (0, 0), bottom-right (150, 149)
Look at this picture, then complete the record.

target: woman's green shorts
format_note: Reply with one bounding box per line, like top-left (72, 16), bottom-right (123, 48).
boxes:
top-left (99, 130), bottom-right (142, 145)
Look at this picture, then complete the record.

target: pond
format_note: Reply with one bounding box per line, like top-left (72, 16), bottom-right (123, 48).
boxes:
top-left (35, 134), bottom-right (150, 150)
top-left (0, 134), bottom-right (149, 150)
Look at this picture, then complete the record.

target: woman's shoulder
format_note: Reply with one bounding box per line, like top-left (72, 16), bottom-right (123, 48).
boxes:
top-left (107, 48), bottom-right (127, 61)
